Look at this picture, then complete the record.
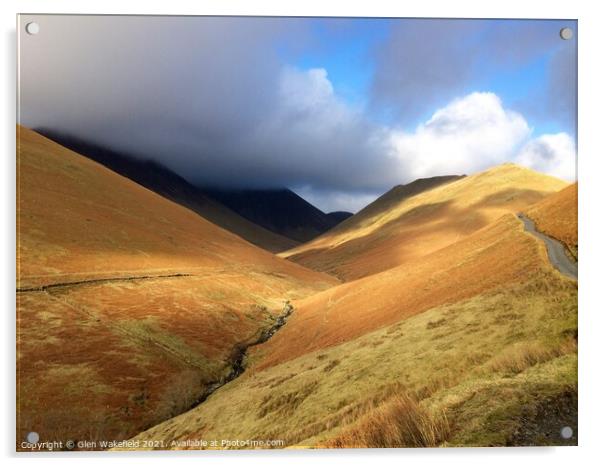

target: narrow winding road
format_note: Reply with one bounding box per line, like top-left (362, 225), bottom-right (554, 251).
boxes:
top-left (517, 213), bottom-right (577, 280)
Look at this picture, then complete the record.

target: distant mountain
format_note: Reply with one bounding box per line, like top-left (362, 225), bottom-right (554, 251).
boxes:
top-left (326, 211), bottom-right (353, 224)
top-left (282, 166), bottom-right (568, 280)
top-left (35, 129), bottom-right (298, 253)
top-left (203, 188), bottom-right (352, 243)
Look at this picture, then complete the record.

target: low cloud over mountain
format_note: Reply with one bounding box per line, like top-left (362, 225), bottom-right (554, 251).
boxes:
top-left (19, 16), bottom-right (576, 212)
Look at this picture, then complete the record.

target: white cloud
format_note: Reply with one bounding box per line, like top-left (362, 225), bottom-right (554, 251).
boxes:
top-left (387, 92), bottom-right (576, 182)
top-left (279, 67), bottom-right (335, 111)
top-left (254, 87), bottom-right (577, 212)
top-left (270, 66), bottom-right (363, 138)
top-left (515, 133), bottom-right (577, 181)
top-left (388, 92), bottom-right (532, 178)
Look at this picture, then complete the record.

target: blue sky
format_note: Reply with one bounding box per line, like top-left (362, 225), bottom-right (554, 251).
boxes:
top-left (281, 18), bottom-right (576, 138)
top-left (288, 18), bottom-right (392, 109)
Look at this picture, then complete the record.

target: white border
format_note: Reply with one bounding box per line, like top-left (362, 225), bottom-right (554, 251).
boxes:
top-left (3, 1), bottom-right (602, 465)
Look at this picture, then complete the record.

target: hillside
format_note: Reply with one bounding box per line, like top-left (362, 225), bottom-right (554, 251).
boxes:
top-left (35, 129), bottom-right (298, 253)
top-left (336, 175), bottom-right (464, 227)
top-left (125, 184), bottom-right (577, 448)
top-left (204, 188), bottom-right (351, 243)
top-left (16, 126), bottom-right (337, 447)
top-left (282, 165), bottom-right (567, 281)
top-left (526, 183), bottom-right (578, 259)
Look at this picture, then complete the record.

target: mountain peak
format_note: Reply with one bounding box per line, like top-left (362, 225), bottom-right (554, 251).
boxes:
top-left (202, 187), bottom-right (348, 243)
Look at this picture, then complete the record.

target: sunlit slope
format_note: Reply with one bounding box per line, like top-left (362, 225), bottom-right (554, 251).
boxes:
top-left (16, 126), bottom-right (326, 288)
top-left (16, 125), bottom-right (337, 446)
top-left (335, 175), bottom-right (464, 230)
top-left (35, 128), bottom-right (298, 253)
top-left (526, 183), bottom-right (577, 259)
top-left (128, 206), bottom-right (577, 448)
top-left (283, 165), bottom-right (567, 281)
top-left (258, 213), bottom-right (564, 370)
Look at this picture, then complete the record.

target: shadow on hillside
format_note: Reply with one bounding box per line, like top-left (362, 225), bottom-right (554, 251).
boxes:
top-left (471, 188), bottom-right (550, 209)
top-left (286, 189), bottom-right (555, 281)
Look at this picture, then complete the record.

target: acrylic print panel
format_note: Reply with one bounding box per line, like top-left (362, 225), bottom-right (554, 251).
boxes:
top-left (16, 15), bottom-right (577, 451)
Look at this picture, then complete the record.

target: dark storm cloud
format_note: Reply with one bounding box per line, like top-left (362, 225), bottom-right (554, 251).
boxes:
top-left (370, 19), bottom-right (483, 123)
top-left (545, 39), bottom-right (577, 133)
top-left (18, 15), bottom-right (399, 203)
top-left (486, 20), bottom-right (577, 134)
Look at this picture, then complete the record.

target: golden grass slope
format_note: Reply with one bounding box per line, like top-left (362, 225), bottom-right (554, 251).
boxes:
top-left (124, 184), bottom-right (577, 448)
top-left (330, 175), bottom-right (464, 231)
top-left (17, 126), bottom-right (324, 289)
top-left (127, 269), bottom-right (576, 448)
top-left (526, 183), bottom-right (578, 259)
top-left (282, 164), bottom-right (567, 281)
top-left (16, 126), bottom-right (337, 447)
top-left (259, 214), bottom-right (561, 369)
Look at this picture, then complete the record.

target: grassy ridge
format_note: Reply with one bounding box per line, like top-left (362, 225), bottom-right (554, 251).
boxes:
top-left (283, 164), bottom-right (567, 281)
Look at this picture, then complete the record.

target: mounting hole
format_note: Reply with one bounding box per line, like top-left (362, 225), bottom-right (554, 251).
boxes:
top-left (560, 426), bottom-right (573, 439)
top-left (559, 27), bottom-right (573, 40)
top-left (26, 431), bottom-right (39, 443)
top-left (25, 22), bottom-right (40, 35)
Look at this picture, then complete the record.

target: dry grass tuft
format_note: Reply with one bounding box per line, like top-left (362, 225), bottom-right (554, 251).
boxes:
top-left (426, 318), bottom-right (447, 330)
top-left (323, 359), bottom-right (341, 372)
top-left (323, 394), bottom-right (449, 448)
top-left (487, 340), bottom-right (575, 374)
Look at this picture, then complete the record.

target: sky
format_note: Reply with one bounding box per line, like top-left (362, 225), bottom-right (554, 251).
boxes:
top-left (18, 15), bottom-right (577, 213)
